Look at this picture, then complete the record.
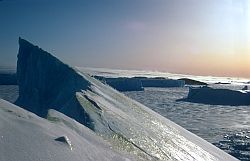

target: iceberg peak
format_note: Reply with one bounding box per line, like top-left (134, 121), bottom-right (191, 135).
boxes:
top-left (15, 38), bottom-right (92, 128)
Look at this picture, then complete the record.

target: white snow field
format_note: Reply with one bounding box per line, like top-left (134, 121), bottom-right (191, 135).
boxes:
top-left (1, 38), bottom-right (238, 161)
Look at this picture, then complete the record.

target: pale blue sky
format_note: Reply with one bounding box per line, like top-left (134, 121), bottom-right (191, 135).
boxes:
top-left (0, 0), bottom-right (249, 78)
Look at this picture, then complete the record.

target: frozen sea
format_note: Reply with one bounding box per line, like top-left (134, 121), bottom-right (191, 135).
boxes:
top-left (0, 84), bottom-right (249, 160)
top-left (124, 85), bottom-right (250, 161)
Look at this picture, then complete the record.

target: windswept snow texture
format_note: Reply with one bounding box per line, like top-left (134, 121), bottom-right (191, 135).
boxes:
top-left (14, 38), bottom-right (238, 160)
top-left (179, 86), bottom-right (250, 106)
top-left (0, 99), bottom-right (135, 161)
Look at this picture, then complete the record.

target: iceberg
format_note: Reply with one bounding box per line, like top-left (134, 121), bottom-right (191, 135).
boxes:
top-left (12, 38), bottom-right (237, 160)
top-left (94, 76), bottom-right (144, 91)
top-left (94, 76), bottom-right (184, 91)
top-left (16, 38), bottom-right (93, 128)
top-left (139, 77), bottom-right (184, 87)
top-left (178, 78), bottom-right (208, 86)
top-left (178, 86), bottom-right (250, 106)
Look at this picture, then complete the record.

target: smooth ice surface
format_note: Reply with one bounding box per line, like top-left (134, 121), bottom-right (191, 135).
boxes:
top-left (14, 38), bottom-right (238, 160)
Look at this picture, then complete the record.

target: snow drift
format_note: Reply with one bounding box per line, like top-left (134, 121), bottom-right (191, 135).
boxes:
top-left (13, 38), bottom-right (237, 161)
top-left (178, 86), bottom-right (250, 106)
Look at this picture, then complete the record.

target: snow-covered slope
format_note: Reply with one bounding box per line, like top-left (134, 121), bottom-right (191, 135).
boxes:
top-left (13, 38), bottom-right (238, 161)
top-left (0, 99), bottom-right (136, 161)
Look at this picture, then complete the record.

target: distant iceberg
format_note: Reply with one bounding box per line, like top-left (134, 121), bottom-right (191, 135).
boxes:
top-left (94, 76), bottom-right (184, 91)
top-left (8, 37), bottom-right (238, 161)
top-left (94, 76), bottom-right (144, 91)
top-left (138, 77), bottom-right (184, 88)
top-left (178, 86), bottom-right (250, 106)
top-left (178, 78), bottom-right (207, 86)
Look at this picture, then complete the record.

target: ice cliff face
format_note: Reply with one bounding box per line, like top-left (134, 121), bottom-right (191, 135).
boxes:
top-left (14, 38), bottom-right (238, 161)
top-left (16, 38), bottom-right (92, 127)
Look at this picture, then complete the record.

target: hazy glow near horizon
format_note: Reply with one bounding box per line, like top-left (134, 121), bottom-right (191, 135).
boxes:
top-left (0, 0), bottom-right (249, 78)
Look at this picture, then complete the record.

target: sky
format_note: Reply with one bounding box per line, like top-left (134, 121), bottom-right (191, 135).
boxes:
top-left (0, 0), bottom-right (249, 78)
